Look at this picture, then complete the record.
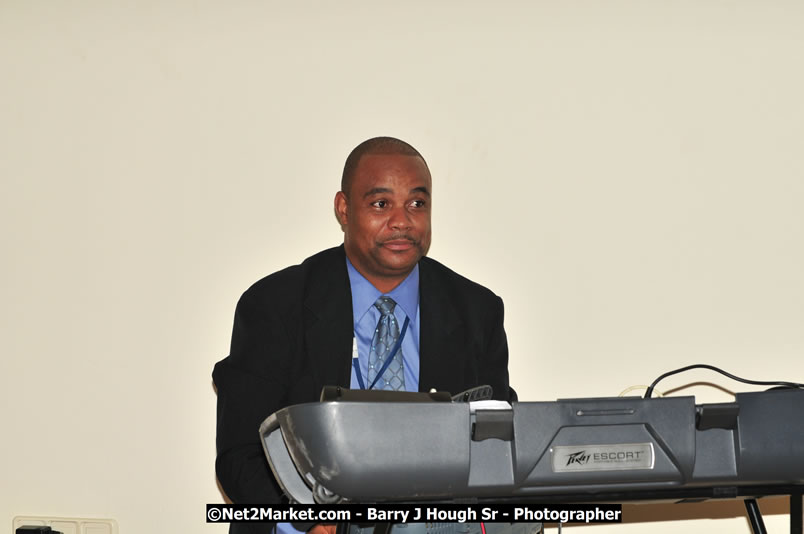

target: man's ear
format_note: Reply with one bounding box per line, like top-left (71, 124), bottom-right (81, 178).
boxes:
top-left (334, 191), bottom-right (348, 229)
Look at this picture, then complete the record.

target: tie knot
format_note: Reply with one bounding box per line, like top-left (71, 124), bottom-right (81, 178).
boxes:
top-left (374, 296), bottom-right (397, 316)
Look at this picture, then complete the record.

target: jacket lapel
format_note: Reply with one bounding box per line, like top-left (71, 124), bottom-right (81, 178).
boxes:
top-left (303, 247), bottom-right (354, 396)
top-left (418, 258), bottom-right (465, 394)
top-left (301, 250), bottom-right (467, 397)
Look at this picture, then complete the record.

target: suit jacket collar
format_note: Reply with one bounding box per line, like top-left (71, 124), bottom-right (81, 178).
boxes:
top-left (303, 246), bottom-right (354, 395)
top-left (418, 257), bottom-right (464, 393)
top-left (301, 247), bottom-right (466, 395)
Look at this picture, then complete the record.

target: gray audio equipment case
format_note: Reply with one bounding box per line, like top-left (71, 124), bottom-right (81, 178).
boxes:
top-left (259, 388), bottom-right (804, 504)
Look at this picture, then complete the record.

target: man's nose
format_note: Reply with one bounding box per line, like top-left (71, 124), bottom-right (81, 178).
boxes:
top-left (388, 206), bottom-right (412, 230)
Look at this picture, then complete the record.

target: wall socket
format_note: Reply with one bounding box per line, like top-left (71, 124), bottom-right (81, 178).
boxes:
top-left (13, 516), bottom-right (118, 534)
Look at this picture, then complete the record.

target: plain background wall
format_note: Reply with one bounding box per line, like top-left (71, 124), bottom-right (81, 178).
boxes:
top-left (1, 1), bottom-right (802, 532)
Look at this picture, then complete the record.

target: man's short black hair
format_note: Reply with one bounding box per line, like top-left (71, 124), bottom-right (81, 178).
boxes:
top-left (341, 136), bottom-right (428, 196)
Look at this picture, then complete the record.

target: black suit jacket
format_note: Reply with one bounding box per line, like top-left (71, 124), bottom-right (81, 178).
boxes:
top-left (213, 246), bottom-right (514, 513)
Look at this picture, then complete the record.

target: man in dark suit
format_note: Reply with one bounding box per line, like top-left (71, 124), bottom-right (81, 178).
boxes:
top-left (213, 137), bottom-right (515, 530)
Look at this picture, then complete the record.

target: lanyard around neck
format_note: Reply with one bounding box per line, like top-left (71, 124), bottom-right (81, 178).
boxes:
top-left (353, 315), bottom-right (410, 390)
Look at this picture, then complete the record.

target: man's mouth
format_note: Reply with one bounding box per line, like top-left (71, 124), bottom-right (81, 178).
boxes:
top-left (380, 238), bottom-right (416, 251)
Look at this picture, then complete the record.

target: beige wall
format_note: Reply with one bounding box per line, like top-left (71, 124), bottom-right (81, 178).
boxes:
top-left (1, 1), bottom-right (802, 532)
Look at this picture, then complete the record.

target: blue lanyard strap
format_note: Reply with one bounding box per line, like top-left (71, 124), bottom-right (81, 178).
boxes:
top-left (352, 356), bottom-right (365, 390)
top-left (353, 316), bottom-right (410, 390)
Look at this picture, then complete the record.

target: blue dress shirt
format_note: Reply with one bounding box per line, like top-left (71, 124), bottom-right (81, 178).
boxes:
top-left (347, 256), bottom-right (420, 392)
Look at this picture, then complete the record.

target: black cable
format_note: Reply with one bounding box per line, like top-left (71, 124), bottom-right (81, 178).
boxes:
top-left (644, 363), bottom-right (804, 399)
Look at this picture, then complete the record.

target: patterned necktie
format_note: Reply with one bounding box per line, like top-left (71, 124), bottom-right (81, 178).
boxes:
top-left (367, 296), bottom-right (405, 390)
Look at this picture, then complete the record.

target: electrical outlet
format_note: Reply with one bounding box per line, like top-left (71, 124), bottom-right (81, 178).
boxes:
top-left (12, 516), bottom-right (118, 534)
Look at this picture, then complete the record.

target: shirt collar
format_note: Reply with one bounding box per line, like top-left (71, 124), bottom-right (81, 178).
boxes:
top-left (346, 256), bottom-right (420, 324)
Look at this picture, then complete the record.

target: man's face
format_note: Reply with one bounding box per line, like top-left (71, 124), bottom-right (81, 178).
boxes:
top-left (335, 153), bottom-right (432, 291)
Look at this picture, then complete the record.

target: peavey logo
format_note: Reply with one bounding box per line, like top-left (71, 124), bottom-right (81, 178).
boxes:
top-left (552, 443), bottom-right (654, 472)
top-left (566, 450), bottom-right (591, 466)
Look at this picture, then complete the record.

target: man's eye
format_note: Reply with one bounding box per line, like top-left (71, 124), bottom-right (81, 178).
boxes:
top-left (371, 200), bottom-right (387, 208)
top-left (410, 200), bottom-right (426, 208)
